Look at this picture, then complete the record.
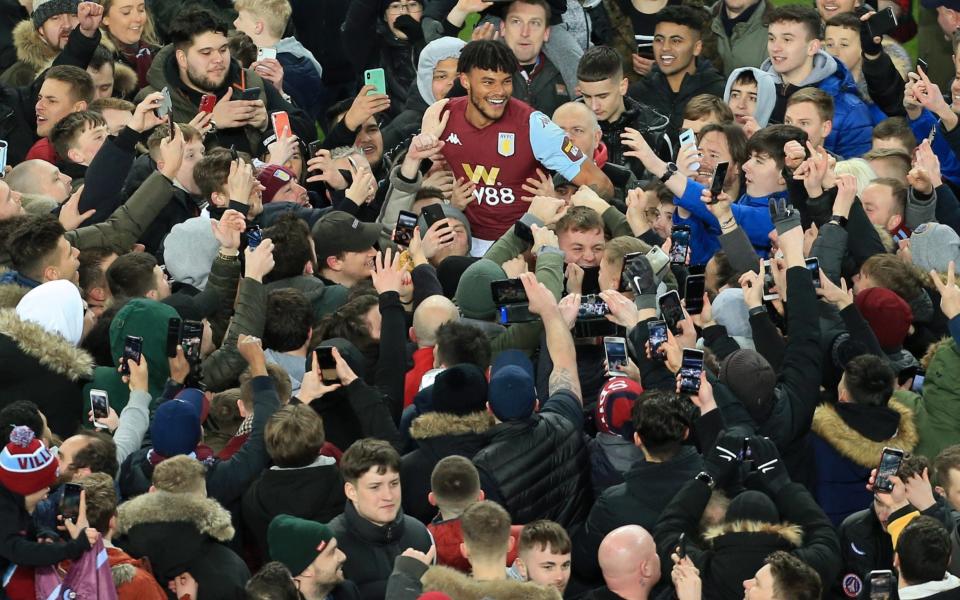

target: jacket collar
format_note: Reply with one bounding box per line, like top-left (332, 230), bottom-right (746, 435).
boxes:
top-left (342, 499), bottom-right (408, 544)
top-left (0, 308), bottom-right (94, 381)
top-left (409, 411), bottom-right (495, 441)
top-left (702, 519), bottom-right (803, 546)
top-left (812, 400), bottom-right (919, 468)
top-left (115, 490), bottom-right (235, 542)
top-left (11, 20), bottom-right (57, 71)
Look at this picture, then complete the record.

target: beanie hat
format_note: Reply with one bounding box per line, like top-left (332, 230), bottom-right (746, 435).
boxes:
top-left (432, 364), bottom-right (488, 415)
top-left (437, 255), bottom-right (478, 299)
top-left (440, 205), bottom-right (472, 249)
top-left (268, 514), bottom-right (335, 576)
top-left (711, 288), bottom-right (752, 340)
top-left (719, 350), bottom-right (776, 423)
top-left (454, 259), bottom-right (507, 320)
top-left (487, 350), bottom-right (536, 421)
top-left (854, 287), bottom-right (913, 350)
top-left (257, 165), bottom-right (297, 204)
top-left (163, 217), bottom-right (220, 291)
top-left (0, 426), bottom-right (59, 496)
top-left (726, 490), bottom-right (779, 525)
top-left (150, 400), bottom-right (202, 458)
top-left (32, 0), bottom-right (79, 29)
top-left (175, 387), bottom-right (210, 423)
top-left (595, 377), bottom-right (642, 439)
top-left (909, 222), bottom-right (960, 274)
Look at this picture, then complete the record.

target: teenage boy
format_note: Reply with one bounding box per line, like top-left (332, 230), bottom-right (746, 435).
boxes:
top-left (785, 87), bottom-right (835, 151)
top-left (760, 5), bottom-right (873, 157)
top-left (49, 110), bottom-right (108, 175)
top-left (510, 520), bottom-right (573, 596)
top-left (626, 6), bottom-right (726, 139)
top-left (724, 67), bottom-right (776, 133)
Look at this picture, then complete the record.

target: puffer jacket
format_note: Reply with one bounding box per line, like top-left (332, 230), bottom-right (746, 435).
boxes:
top-left (472, 389), bottom-right (592, 528)
top-left (598, 96), bottom-right (671, 179)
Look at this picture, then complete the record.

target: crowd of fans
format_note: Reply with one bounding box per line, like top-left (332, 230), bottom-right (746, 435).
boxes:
top-left (0, 0), bottom-right (959, 598)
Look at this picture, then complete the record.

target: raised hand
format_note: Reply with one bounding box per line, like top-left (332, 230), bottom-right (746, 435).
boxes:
top-left (521, 168), bottom-right (556, 201)
top-left (421, 98), bottom-right (450, 138)
top-left (371, 248), bottom-right (404, 294)
top-left (931, 261), bottom-right (960, 319)
top-left (58, 185), bottom-right (95, 230)
top-left (345, 85), bottom-right (391, 130)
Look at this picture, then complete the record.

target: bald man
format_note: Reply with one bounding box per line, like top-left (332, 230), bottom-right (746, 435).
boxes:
top-left (588, 525), bottom-right (661, 600)
top-left (405, 295), bottom-right (460, 405)
top-left (6, 159), bottom-right (73, 205)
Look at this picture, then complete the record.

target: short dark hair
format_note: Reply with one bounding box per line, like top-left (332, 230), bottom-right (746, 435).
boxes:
top-left (246, 562), bottom-right (299, 600)
top-left (0, 401), bottom-right (44, 443)
top-left (105, 251), bottom-right (158, 298)
top-left (71, 432), bottom-right (119, 477)
top-left (842, 354), bottom-right (894, 407)
top-left (632, 390), bottom-right (690, 461)
top-left (766, 552), bottom-right (821, 600)
top-left (315, 294), bottom-right (378, 356)
top-left (7, 214), bottom-right (66, 279)
top-left (872, 117), bottom-right (918, 151)
top-left (89, 97), bottom-right (135, 113)
top-left (46, 65), bottom-right (95, 104)
top-left (264, 214), bottom-right (313, 283)
top-left (577, 45), bottom-right (623, 83)
top-left (340, 438), bottom-right (401, 484)
top-left (556, 205), bottom-right (603, 235)
top-left (430, 455), bottom-right (481, 513)
top-left (263, 289), bottom-right (315, 352)
top-left (434, 321), bottom-right (492, 370)
top-left (461, 501), bottom-right (512, 557)
top-left (763, 5), bottom-right (822, 40)
top-left (413, 186), bottom-right (445, 204)
top-left (897, 516), bottom-right (951, 585)
top-left (699, 122), bottom-right (748, 166)
top-left (825, 12), bottom-right (862, 31)
top-left (228, 30), bottom-right (257, 68)
top-left (506, 0), bottom-right (551, 21)
top-left (88, 45), bottom-right (115, 71)
top-left (167, 7), bottom-right (230, 50)
top-left (265, 404), bottom-right (325, 468)
top-left (654, 5), bottom-right (706, 35)
top-left (518, 520), bottom-right (572, 555)
top-left (77, 247), bottom-right (118, 296)
top-left (458, 40), bottom-right (519, 76)
top-left (934, 445), bottom-right (960, 491)
top-left (51, 111), bottom-right (107, 159)
top-left (194, 148), bottom-right (233, 201)
top-left (747, 124), bottom-right (807, 171)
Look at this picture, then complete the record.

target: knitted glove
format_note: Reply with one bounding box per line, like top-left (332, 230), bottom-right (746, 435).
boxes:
top-left (769, 197), bottom-right (802, 236)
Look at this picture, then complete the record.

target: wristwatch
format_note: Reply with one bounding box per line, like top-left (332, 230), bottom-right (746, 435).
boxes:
top-left (695, 471), bottom-right (715, 489)
top-left (659, 162), bottom-right (678, 184)
top-left (828, 215), bottom-right (848, 228)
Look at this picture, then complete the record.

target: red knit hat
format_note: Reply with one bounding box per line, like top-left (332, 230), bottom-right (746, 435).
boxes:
top-left (854, 287), bottom-right (913, 351)
top-left (0, 426), bottom-right (59, 496)
top-left (596, 377), bottom-right (643, 439)
top-left (256, 164), bottom-right (296, 203)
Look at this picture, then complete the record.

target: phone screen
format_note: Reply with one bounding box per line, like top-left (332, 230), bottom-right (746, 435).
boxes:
top-left (658, 291), bottom-right (685, 335)
top-left (491, 279), bottom-right (528, 305)
top-left (60, 483), bottom-right (82, 521)
top-left (394, 211), bottom-right (418, 246)
top-left (578, 295), bottom-right (609, 318)
top-left (710, 162), bottom-right (728, 199)
top-left (867, 7), bottom-right (897, 37)
top-left (670, 227), bottom-right (691, 264)
top-left (245, 224), bottom-right (262, 250)
top-left (875, 448), bottom-right (904, 493)
top-left (805, 257), bottom-right (821, 288)
top-left (90, 390), bottom-right (109, 420)
top-left (0, 140), bottom-right (8, 176)
top-left (911, 370), bottom-right (925, 393)
top-left (762, 260), bottom-right (779, 300)
top-left (181, 321), bottom-right (203, 365)
top-left (685, 275), bottom-right (705, 315)
top-left (648, 320), bottom-right (668, 357)
top-left (316, 348), bottom-right (338, 385)
top-left (121, 336), bottom-right (142, 375)
top-left (604, 337), bottom-right (628, 375)
top-left (679, 349), bottom-right (704, 393)
top-left (869, 570), bottom-right (894, 600)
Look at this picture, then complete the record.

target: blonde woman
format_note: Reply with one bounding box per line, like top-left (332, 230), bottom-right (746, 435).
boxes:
top-left (100, 0), bottom-right (159, 90)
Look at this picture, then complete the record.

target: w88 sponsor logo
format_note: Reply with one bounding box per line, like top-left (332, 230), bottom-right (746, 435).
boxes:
top-left (472, 186), bottom-right (516, 206)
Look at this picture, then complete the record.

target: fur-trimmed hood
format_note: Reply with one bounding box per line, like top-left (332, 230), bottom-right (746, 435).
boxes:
top-left (702, 519), bottom-right (804, 547)
top-left (0, 282), bottom-right (28, 309)
top-left (421, 565), bottom-right (562, 600)
top-left (409, 411), bottom-right (494, 440)
top-left (0, 308), bottom-right (93, 380)
top-left (115, 491), bottom-right (234, 542)
top-left (12, 19), bottom-right (56, 72)
top-left (812, 400), bottom-right (919, 468)
top-left (97, 34), bottom-right (140, 97)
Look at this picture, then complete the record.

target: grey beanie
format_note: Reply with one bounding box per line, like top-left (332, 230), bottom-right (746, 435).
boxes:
top-left (712, 288), bottom-right (752, 340)
top-left (910, 222), bottom-right (960, 274)
top-left (32, 0), bottom-right (79, 29)
top-left (724, 67), bottom-right (777, 128)
top-left (163, 217), bottom-right (221, 291)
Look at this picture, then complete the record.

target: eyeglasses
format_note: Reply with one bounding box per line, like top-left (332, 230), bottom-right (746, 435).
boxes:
top-left (387, 2), bottom-right (422, 14)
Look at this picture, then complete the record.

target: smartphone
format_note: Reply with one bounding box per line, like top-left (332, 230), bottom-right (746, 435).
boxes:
top-left (658, 290), bottom-right (685, 335)
top-left (709, 161), bottom-right (728, 202)
top-left (60, 482), bottom-right (82, 521)
top-left (874, 447), bottom-right (905, 493)
top-left (120, 335), bottom-right (143, 375)
top-left (917, 57), bottom-right (929, 73)
top-left (199, 93), bottom-right (217, 114)
top-left (421, 203), bottom-right (448, 231)
top-left (578, 294), bottom-right (609, 318)
top-left (245, 223), bottom-right (262, 249)
top-left (679, 128), bottom-right (699, 171)
top-left (669, 225), bottom-right (691, 265)
top-left (911, 369), bottom-right (925, 393)
top-left (490, 278), bottom-right (528, 306)
top-left (308, 140), bottom-right (323, 158)
top-left (181, 320), bottom-right (203, 365)
top-left (390, 210), bottom-right (417, 246)
top-left (805, 257), bottom-right (821, 288)
top-left (867, 7), bottom-right (897, 38)
top-left (684, 274), bottom-right (706, 315)
top-left (0, 140), bottom-right (8, 176)
top-left (648, 319), bottom-right (668, 358)
top-left (364, 68), bottom-right (387, 96)
top-left (868, 569), bottom-right (894, 600)
top-left (498, 304), bottom-right (537, 324)
top-left (316, 347), bottom-right (338, 385)
top-left (604, 336), bottom-right (629, 377)
top-left (257, 47), bottom-right (277, 62)
top-left (676, 532), bottom-right (686, 559)
top-left (679, 348), bottom-right (704, 393)
top-left (90, 389), bottom-right (109, 428)
top-left (271, 111), bottom-right (291, 137)
top-left (165, 317), bottom-right (182, 358)
top-left (237, 87), bottom-right (261, 101)
top-left (762, 259), bottom-right (779, 301)
top-left (156, 86), bottom-right (172, 119)
top-left (636, 42), bottom-right (654, 60)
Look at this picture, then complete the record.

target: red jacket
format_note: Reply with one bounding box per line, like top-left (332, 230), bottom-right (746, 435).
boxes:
top-left (24, 138), bottom-right (58, 163)
top-left (104, 547), bottom-right (167, 600)
top-left (428, 517), bottom-right (523, 573)
top-left (404, 347), bottom-right (435, 408)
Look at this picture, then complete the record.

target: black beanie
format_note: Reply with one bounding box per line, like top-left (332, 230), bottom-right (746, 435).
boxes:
top-left (726, 490), bottom-right (780, 525)
top-left (432, 364), bottom-right (488, 415)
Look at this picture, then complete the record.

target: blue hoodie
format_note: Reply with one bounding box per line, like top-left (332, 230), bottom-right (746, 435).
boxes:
top-left (761, 51), bottom-right (874, 159)
top-left (673, 179), bottom-right (784, 265)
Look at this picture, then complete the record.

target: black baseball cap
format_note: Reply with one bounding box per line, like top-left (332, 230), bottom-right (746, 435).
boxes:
top-left (311, 211), bottom-right (381, 261)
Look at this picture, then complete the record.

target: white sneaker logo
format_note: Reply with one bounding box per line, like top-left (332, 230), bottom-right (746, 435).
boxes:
top-left (445, 133), bottom-right (462, 145)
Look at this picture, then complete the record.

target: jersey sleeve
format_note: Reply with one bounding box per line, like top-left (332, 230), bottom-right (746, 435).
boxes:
top-left (528, 111), bottom-right (587, 182)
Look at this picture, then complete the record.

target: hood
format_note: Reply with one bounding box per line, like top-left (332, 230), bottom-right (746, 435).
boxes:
top-left (109, 298), bottom-right (176, 391)
top-left (20, 193), bottom-right (58, 216)
top-left (409, 410), bottom-right (494, 440)
top-left (15, 280), bottom-right (84, 346)
top-left (812, 400), bottom-right (919, 468)
top-left (416, 37), bottom-right (465, 105)
top-left (761, 50), bottom-right (850, 92)
top-left (98, 35), bottom-right (140, 98)
top-left (0, 308), bottom-right (94, 380)
top-left (12, 19), bottom-right (56, 72)
top-left (162, 217), bottom-right (220, 290)
top-left (115, 490), bottom-right (235, 542)
top-left (712, 287), bottom-right (752, 340)
top-left (0, 281), bottom-right (29, 308)
top-left (421, 565), bottom-right (562, 600)
top-left (265, 349), bottom-right (306, 392)
top-left (702, 519), bottom-right (803, 546)
top-left (724, 67), bottom-right (777, 127)
top-left (275, 37), bottom-right (323, 79)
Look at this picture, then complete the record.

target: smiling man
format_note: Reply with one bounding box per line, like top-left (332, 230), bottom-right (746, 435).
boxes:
top-left (267, 515), bottom-right (359, 600)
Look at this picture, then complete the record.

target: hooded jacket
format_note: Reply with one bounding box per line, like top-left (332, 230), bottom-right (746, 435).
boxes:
top-left (401, 411), bottom-right (495, 524)
top-left (724, 67), bottom-right (776, 127)
top-left (811, 399), bottom-right (919, 526)
top-left (115, 490), bottom-right (250, 598)
top-left (760, 50), bottom-right (873, 159)
top-left (384, 557), bottom-right (562, 600)
top-left (274, 36), bottom-right (324, 121)
top-left (627, 58), bottom-right (726, 139)
top-left (710, 1), bottom-right (770, 75)
top-left (894, 339), bottom-right (960, 462)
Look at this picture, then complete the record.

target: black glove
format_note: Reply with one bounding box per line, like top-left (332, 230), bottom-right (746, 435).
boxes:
top-left (768, 197), bottom-right (802, 236)
top-left (393, 14), bottom-right (425, 43)
top-left (703, 431), bottom-right (743, 488)
top-left (747, 436), bottom-right (791, 495)
top-left (857, 8), bottom-right (884, 56)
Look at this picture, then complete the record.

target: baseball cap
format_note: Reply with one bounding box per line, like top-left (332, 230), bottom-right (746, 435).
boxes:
top-left (311, 211), bottom-right (380, 262)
